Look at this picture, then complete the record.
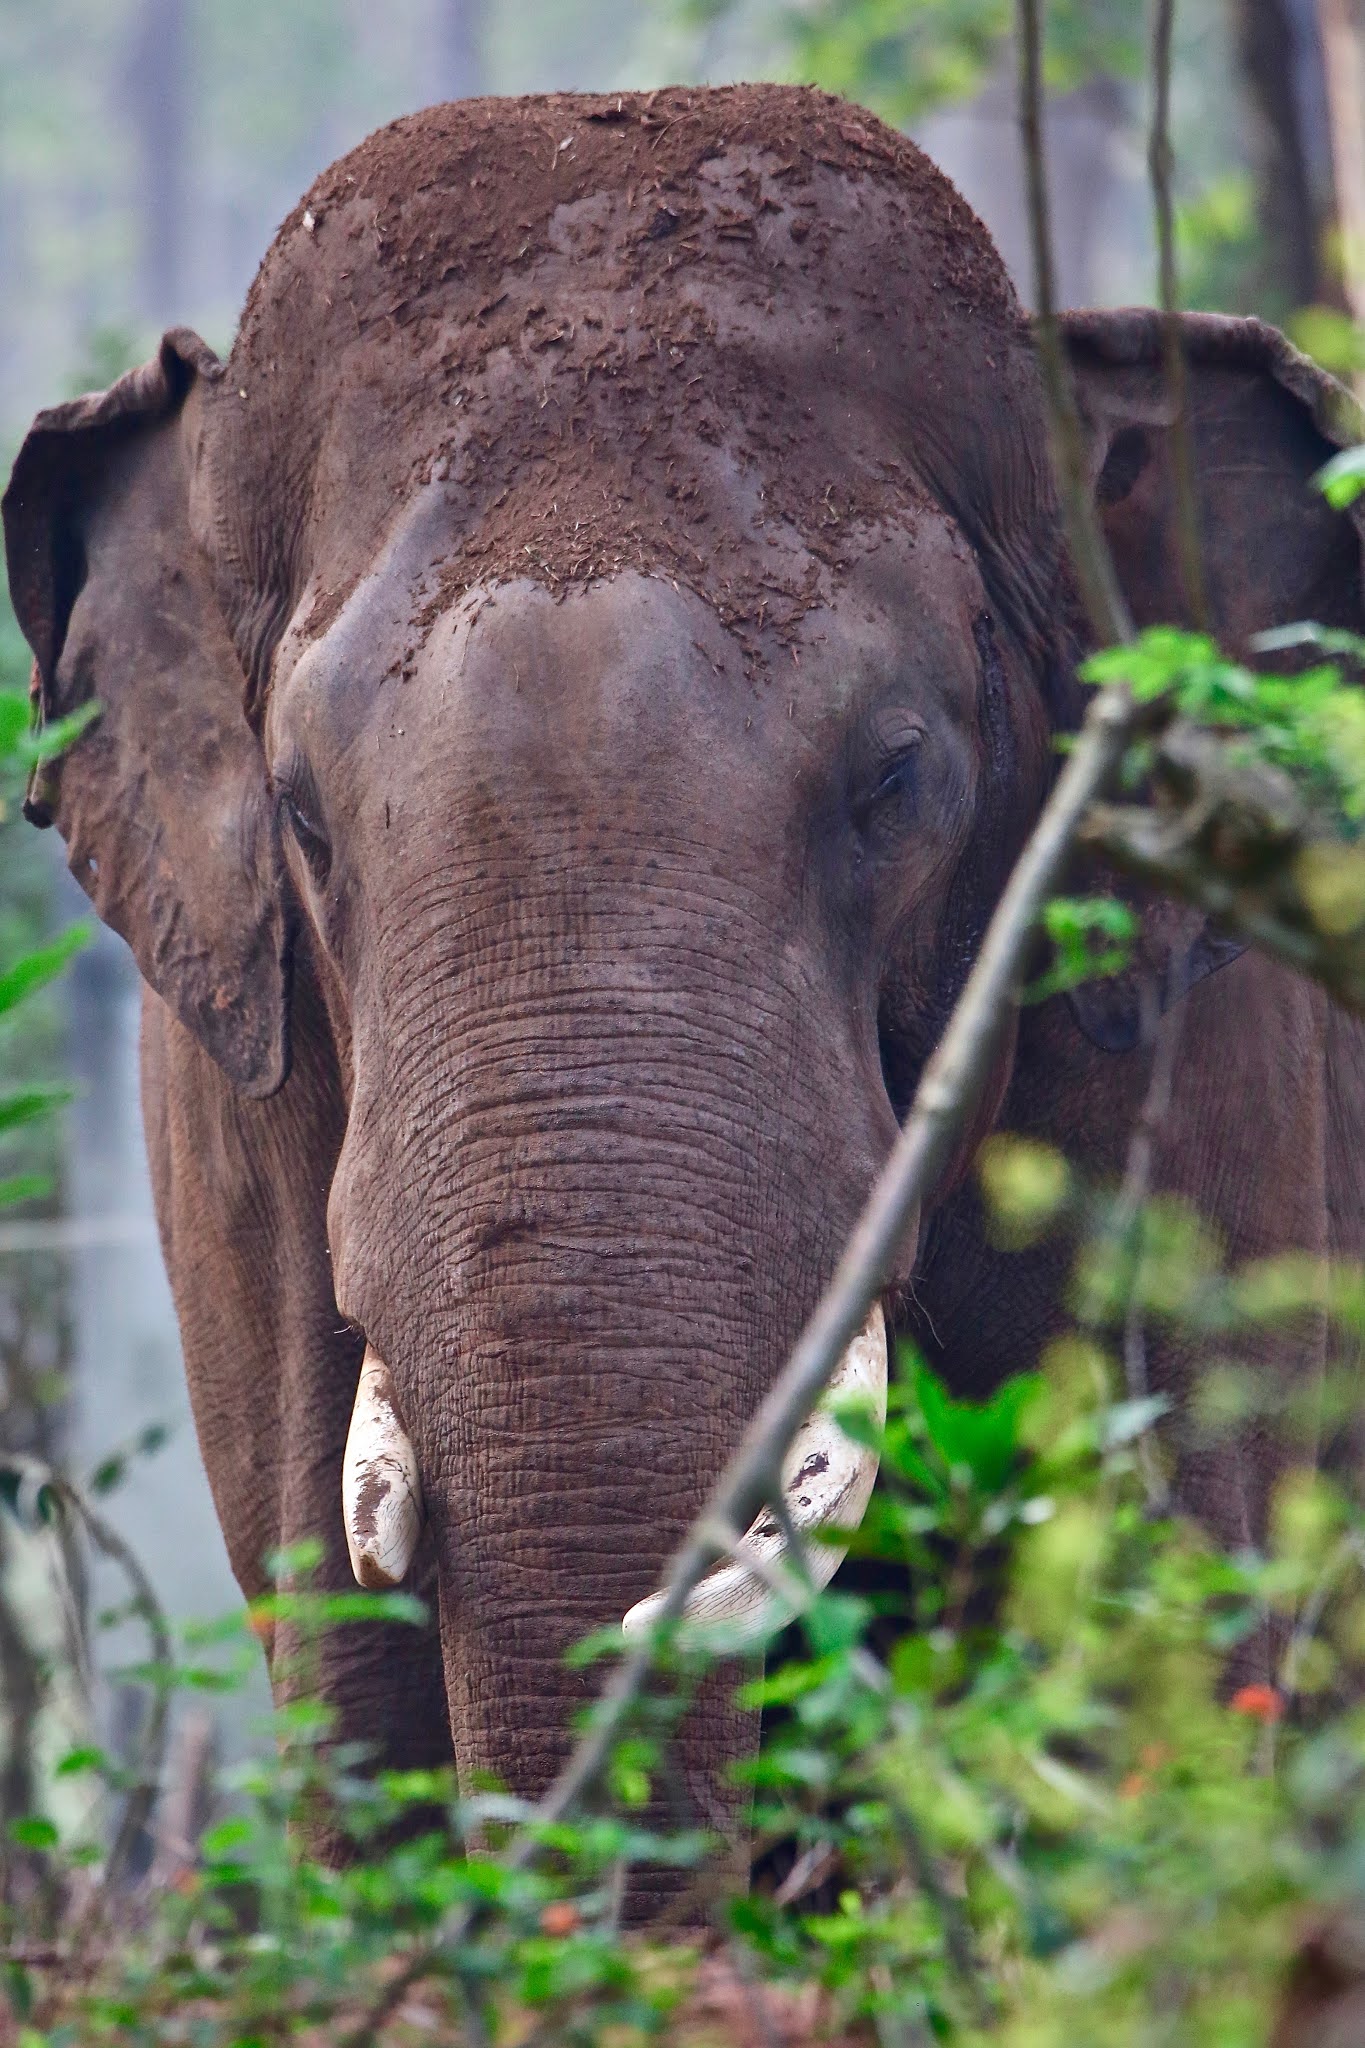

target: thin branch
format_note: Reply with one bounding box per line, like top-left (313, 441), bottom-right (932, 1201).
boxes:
top-left (1107, 957), bottom-right (1188, 1515)
top-left (0, 1574), bottom-right (43, 1848)
top-left (58, 1485), bottom-right (172, 1909)
top-left (885, 1788), bottom-right (995, 2028)
top-left (1149, 0), bottom-right (1209, 627)
top-left (1016, 0), bottom-right (1134, 648)
top-left (338, 672), bottom-right (1152, 2048)
top-left (519, 676), bottom-right (1147, 1852)
top-left (338, 1948), bottom-right (449, 2048)
top-left (836, 1652), bottom-right (994, 2027)
top-left (1277, 1531), bottom-right (1365, 1726)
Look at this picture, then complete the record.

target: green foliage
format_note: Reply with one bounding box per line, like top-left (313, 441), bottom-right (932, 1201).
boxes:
top-left (1174, 172), bottom-right (1260, 314)
top-left (1083, 625), bottom-right (1365, 827)
top-left (10, 1181), bottom-right (1365, 2043)
top-left (699, 0), bottom-right (1139, 125)
top-left (1288, 308), bottom-right (1365, 381)
top-left (725, 1193), bottom-right (1365, 2044)
top-left (0, 707), bottom-right (87, 1221)
top-left (8, 1555), bottom-right (708, 2044)
top-left (1315, 446), bottom-right (1365, 513)
top-left (1030, 894), bottom-right (1137, 1002)
top-left (783, 0), bottom-right (1009, 125)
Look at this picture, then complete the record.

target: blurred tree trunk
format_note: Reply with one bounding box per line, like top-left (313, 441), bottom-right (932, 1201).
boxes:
top-left (1317, 0), bottom-right (1365, 338)
top-left (435, 0), bottom-right (485, 101)
top-left (1229, 0), bottom-right (1348, 315)
top-left (125, 0), bottom-right (189, 326)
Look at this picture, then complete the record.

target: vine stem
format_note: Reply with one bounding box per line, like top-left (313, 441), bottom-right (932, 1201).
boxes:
top-left (338, 674), bottom-right (1150, 2048)
top-left (1016, 0), bottom-right (1133, 650)
top-left (346, 17), bottom-right (1172, 2036)
top-left (518, 683), bottom-right (1147, 1846)
top-left (1149, 0), bottom-right (1209, 627)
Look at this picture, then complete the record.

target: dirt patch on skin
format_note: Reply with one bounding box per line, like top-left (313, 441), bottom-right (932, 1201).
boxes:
top-left (213, 84), bottom-right (1057, 706)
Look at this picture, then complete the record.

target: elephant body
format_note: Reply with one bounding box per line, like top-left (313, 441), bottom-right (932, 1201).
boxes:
top-left (5, 85), bottom-right (1365, 1826)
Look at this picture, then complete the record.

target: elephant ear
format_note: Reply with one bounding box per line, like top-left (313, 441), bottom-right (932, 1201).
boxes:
top-left (2, 329), bottom-right (291, 1095)
top-left (1057, 308), bottom-right (1365, 1053)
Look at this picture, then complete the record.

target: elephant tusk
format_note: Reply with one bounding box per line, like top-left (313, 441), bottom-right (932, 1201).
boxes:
top-left (621, 1302), bottom-right (888, 1640)
top-left (342, 1347), bottom-right (424, 1590)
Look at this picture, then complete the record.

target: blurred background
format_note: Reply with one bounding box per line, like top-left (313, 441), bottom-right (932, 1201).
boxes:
top-left (1, 0), bottom-right (1362, 1763)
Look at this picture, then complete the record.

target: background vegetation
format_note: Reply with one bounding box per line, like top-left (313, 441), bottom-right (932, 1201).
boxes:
top-left (2, 0), bottom-right (1365, 2041)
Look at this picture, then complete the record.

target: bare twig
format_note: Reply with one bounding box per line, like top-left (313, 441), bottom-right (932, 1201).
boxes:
top-left (0, 1574), bottom-right (43, 1850)
top-left (338, 1949), bottom-right (449, 2048)
top-left (338, 675), bottom-right (1152, 2047)
top-left (58, 1485), bottom-right (172, 1908)
top-left (1277, 1531), bottom-right (1365, 1732)
top-left (1149, 0), bottom-right (1209, 627)
top-left (148, 1708), bottom-right (216, 1889)
top-left (771, 1836), bottom-right (839, 1908)
top-left (1107, 957), bottom-right (1188, 1514)
top-left (521, 681), bottom-right (1145, 1856)
top-left (1016, 0), bottom-right (1134, 648)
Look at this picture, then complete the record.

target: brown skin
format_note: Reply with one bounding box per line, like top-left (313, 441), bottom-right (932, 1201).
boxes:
top-left (5, 87), bottom-right (1364, 1834)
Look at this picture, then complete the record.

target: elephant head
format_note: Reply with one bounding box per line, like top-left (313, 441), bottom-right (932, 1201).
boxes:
top-left (5, 86), bottom-right (1363, 1822)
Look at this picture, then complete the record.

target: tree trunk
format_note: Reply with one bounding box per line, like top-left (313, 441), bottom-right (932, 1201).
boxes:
top-left (1317, 0), bottom-right (1365, 349)
top-left (1229, 0), bottom-right (1348, 315)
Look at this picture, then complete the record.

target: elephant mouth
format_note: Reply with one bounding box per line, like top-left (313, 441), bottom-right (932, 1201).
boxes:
top-left (340, 1305), bottom-right (889, 1636)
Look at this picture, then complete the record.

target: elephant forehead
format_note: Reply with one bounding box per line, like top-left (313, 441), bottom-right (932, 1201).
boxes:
top-left (214, 84), bottom-right (1056, 701)
top-left (274, 506), bottom-right (984, 784)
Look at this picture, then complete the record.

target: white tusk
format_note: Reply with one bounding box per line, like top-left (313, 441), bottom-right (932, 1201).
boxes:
top-left (622, 1302), bottom-right (888, 1641)
top-left (342, 1347), bottom-right (424, 1590)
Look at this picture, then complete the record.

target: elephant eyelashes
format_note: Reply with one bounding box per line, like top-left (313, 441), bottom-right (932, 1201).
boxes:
top-left (858, 743), bottom-right (921, 832)
top-left (277, 783), bottom-right (332, 884)
top-left (872, 751), bottom-right (919, 806)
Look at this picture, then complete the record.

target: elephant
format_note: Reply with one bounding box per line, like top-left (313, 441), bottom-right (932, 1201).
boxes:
top-left (5, 83), bottom-right (1365, 1855)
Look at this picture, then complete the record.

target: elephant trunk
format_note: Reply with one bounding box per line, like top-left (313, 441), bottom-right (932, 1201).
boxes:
top-left (417, 1120), bottom-right (811, 1811)
top-left (328, 886), bottom-right (894, 1828)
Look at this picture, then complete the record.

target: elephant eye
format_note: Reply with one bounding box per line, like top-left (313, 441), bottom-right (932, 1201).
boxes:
top-left (870, 749), bottom-right (919, 807)
top-left (860, 740), bottom-right (921, 825)
top-left (277, 780), bottom-right (332, 883)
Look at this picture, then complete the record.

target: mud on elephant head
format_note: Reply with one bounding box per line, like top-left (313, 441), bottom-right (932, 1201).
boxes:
top-left (4, 86), bottom-right (1364, 1815)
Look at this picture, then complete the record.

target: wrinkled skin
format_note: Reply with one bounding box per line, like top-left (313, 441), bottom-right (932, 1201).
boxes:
top-left (5, 87), bottom-right (1365, 1855)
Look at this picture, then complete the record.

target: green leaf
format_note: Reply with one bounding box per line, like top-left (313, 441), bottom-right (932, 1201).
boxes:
top-left (7, 1816), bottom-right (59, 1850)
top-left (201, 1817), bottom-right (254, 1857)
top-left (0, 692), bottom-right (30, 754)
top-left (1251, 621), bottom-right (1365, 663)
top-left (0, 1086), bottom-right (74, 1134)
top-left (19, 698), bottom-right (101, 765)
top-left (2, 1960), bottom-right (32, 2021)
top-left (0, 1174), bottom-right (52, 1209)
top-left (0, 924), bottom-right (91, 1018)
top-left (1314, 445), bottom-right (1365, 510)
top-left (88, 1454), bottom-right (128, 1497)
top-left (913, 1361), bottom-right (1042, 1493)
top-left (54, 1745), bottom-right (108, 1778)
top-left (265, 1536), bottom-right (326, 1582)
top-left (1028, 895), bottom-right (1137, 1001)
